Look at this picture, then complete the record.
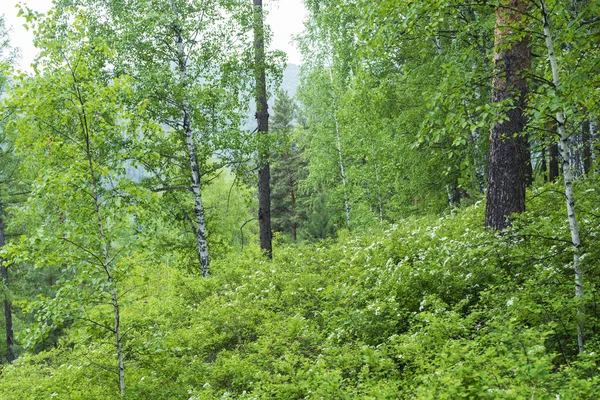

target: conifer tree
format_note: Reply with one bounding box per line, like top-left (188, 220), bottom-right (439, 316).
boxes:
top-left (270, 90), bottom-right (307, 241)
top-left (485, 0), bottom-right (532, 230)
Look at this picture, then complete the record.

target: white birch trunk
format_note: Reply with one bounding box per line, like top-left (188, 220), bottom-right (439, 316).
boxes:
top-left (541, 0), bottom-right (585, 353)
top-left (173, 14), bottom-right (210, 276)
top-left (446, 185), bottom-right (455, 208)
top-left (327, 65), bottom-right (351, 228)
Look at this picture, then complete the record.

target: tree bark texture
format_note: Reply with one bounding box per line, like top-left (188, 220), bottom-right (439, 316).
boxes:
top-left (173, 20), bottom-right (211, 276)
top-left (541, 0), bottom-right (585, 353)
top-left (254, 0), bottom-right (272, 258)
top-left (485, 0), bottom-right (531, 230)
top-left (582, 119), bottom-right (592, 175)
top-left (0, 203), bottom-right (15, 363)
top-left (548, 122), bottom-right (560, 182)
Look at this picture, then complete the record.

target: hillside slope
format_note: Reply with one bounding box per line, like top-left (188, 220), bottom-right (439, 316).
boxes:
top-left (1, 179), bottom-right (599, 399)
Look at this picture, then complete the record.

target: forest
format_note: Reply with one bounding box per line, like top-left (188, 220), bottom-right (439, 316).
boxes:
top-left (0, 0), bottom-right (599, 398)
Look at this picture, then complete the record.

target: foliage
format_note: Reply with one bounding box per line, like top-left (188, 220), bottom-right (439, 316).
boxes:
top-left (1, 178), bottom-right (600, 397)
top-left (0, 0), bottom-right (599, 397)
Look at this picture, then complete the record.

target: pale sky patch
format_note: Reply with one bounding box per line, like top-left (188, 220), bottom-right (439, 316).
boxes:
top-left (2, 0), bottom-right (306, 71)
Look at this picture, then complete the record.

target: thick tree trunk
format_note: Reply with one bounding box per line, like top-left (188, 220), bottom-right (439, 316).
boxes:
top-left (253, 0), bottom-right (272, 258)
top-left (541, 0), bottom-right (585, 353)
top-left (0, 203), bottom-right (15, 363)
top-left (485, 0), bottom-right (531, 230)
top-left (173, 20), bottom-right (211, 275)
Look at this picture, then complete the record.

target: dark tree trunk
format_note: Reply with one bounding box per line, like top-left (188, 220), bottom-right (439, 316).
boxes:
top-left (254, 0), bottom-right (272, 258)
top-left (0, 203), bottom-right (15, 363)
top-left (549, 143), bottom-right (560, 181)
top-left (549, 123), bottom-right (560, 182)
top-left (541, 147), bottom-right (548, 181)
top-left (290, 175), bottom-right (297, 241)
top-left (525, 140), bottom-right (533, 186)
top-left (485, 0), bottom-right (531, 230)
top-left (582, 119), bottom-right (592, 175)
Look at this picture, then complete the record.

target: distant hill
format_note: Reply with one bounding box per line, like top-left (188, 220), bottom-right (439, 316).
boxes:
top-left (280, 63), bottom-right (300, 98)
top-left (245, 63), bottom-right (300, 131)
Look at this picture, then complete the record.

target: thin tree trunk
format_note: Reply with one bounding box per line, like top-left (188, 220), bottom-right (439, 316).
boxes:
top-left (590, 119), bottom-right (598, 170)
top-left (370, 142), bottom-right (383, 221)
top-left (569, 133), bottom-right (584, 177)
top-left (540, 146), bottom-right (548, 181)
top-left (290, 175), bottom-right (297, 241)
top-left (446, 185), bottom-right (455, 208)
top-left (485, 0), bottom-right (531, 230)
top-left (173, 17), bottom-right (210, 275)
top-left (253, 0), bottom-right (272, 258)
top-left (582, 119), bottom-right (592, 175)
top-left (327, 66), bottom-right (351, 228)
top-left (549, 143), bottom-right (560, 181)
top-left (80, 105), bottom-right (126, 396)
top-left (0, 203), bottom-right (15, 363)
top-left (65, 51), bottom-right (127, 395)
top-left (549, 122), bottom-right (560, 182)
top-left (525, 140), bottom-right (533, 186)
top-left (541, 0), bottom-right (585, 353)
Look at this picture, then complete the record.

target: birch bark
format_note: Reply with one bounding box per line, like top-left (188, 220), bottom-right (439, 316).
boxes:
top-left (541, 0), bottom-right (585, 353)
top-left (172, 13), bottom-right (210, 276)
top-left (327, 65), bottom-right (351, 228)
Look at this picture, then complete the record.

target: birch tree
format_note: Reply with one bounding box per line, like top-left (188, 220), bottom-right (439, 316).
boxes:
top-left (538, 0), bottom-right (588, 353)
top-left (64, 0), bottom-right (254, 275)
top-left (5, 8), bottom-right (150, 394)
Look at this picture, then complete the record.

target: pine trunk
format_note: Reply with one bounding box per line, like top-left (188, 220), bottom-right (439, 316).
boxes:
top-left (485, 0), bottom-right (531, 230)
top-left (254, 0), bottom-right (272, 258)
